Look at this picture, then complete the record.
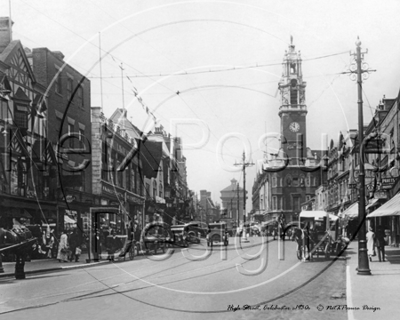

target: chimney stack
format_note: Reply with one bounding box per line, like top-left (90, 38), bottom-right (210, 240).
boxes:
top-left (0, 17), bottom-right (13, 54)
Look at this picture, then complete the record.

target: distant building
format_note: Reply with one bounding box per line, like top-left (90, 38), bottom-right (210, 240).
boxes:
top-left (199, 190), bottom-right (217, 223)
top-left (220, 179), bottom-right (245, 225)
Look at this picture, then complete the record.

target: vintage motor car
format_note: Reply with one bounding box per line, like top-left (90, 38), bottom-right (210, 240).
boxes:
top-left (170, 223), bottom-right (202, 247)
top-left (206, 222), bottom-right (229, 247)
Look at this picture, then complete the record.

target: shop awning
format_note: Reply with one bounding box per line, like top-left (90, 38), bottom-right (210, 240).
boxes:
top-left (299, 211), bottom-right (339, 221)
top-left (64, 215), bottom-right (76, 224)
top-left (341, 203), bottom-right (359, 220)
top-left (366, 198), bottom-right (379, 210)
top-left (367, 193), bottom-right (400, 218)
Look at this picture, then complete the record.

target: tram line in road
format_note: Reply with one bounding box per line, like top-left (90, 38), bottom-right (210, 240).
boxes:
top-left (0, 237), bottom-right (348, 317)
top-left (0, 237), bottom-right (271, 315)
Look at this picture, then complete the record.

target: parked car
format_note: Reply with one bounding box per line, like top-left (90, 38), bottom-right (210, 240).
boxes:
top-left (185, 221), bottom-right (208, 238)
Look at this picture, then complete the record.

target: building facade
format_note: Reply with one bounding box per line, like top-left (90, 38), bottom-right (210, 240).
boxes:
top-left (30, 47), bottom-right (93, 235)
top-left (220, 178), bottom-right (245, 226)
top-left (91, 107), bottom-right (145, 232)
top-left (0, 17), bottom-right (56, 229)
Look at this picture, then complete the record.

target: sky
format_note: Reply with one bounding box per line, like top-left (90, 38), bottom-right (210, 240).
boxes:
top-left (3, 0), bottom-right (400, 209)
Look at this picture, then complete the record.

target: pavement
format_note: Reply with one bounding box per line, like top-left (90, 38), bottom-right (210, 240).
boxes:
top-left (0, 251), bottom-right (138, 278)
top-left (346, 241), bottom-right (400, 320)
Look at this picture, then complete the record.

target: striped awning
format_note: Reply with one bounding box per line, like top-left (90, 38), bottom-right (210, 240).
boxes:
top-left (367, 193), bottom-right (400, 218)
top-left (342, 203), bottom-right (359, 220)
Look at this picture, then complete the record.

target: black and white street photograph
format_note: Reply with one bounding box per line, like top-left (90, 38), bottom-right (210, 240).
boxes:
top-left (1, 1), bottom-right (400, 319)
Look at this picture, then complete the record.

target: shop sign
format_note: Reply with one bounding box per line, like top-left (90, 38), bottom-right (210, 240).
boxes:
top-left (381, 177), bottom-right (396, 189)
top-left (66, 195), bottom-right (76, 203)
top-left (102, 182), bottom-right (124, 200)
top-left (126, 191), bottom-right (144, 205)
top-left (374, 190), bottom-right (388, 199)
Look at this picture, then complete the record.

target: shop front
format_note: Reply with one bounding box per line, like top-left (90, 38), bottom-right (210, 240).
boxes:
top-left (125, 189), bottom-right (145, 230)
top-left (367, 192), bottom-right (400, 247)
top-left (0, 194), bottom-right (57, 229)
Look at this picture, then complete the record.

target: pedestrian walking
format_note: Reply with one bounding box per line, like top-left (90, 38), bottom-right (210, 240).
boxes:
top-left (57, 231), bottom-right (69, 262)
top-left (366, 226), bottom-right (375, 262)
top-left (68, 228), bottom-right (80, 262)
top-left (375, 225), bottom-right (386, 262)
top-left (43, 225), bottom-right (55, 258)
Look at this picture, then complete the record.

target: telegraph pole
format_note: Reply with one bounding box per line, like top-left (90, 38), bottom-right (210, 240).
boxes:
top-left (235, 152), bottom-right (254, 240)
top-left (237, 183), bottom-right (240, 227)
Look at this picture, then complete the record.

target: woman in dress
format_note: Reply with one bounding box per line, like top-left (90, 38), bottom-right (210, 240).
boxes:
top-left (57, 231), bottom-right (69, 262)
top-left (366, 226), bottom-right (375, 262)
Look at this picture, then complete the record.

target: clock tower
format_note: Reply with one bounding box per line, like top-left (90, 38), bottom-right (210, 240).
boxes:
top-left (279, 37), bottom-right (307, 163)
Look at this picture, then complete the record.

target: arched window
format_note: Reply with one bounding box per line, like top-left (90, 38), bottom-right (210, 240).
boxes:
top-left (286, 175), bottom-right (292, 187)
top-left (290, 63), bottom-right (297, 74)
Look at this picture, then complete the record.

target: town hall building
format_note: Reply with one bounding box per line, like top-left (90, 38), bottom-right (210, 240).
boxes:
top-left (252, 38), bottom-right (326, 222)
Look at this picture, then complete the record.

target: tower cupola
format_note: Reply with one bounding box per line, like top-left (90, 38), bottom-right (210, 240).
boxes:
top-left (278, 36), bottom-right (307, 116)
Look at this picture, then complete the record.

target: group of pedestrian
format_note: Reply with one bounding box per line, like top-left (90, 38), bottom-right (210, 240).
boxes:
top-left (366, 225), bottom-right (387, 262)
top-left (56, 228), bottom-right (82, 263)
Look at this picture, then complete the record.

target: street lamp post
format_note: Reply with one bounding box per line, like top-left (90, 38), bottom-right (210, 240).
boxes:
top-left (354, 37), bottom-right (371, 275)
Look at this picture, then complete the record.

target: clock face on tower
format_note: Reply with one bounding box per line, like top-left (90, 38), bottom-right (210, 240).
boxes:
top-left (289, 122), bottom-right (300, 132)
